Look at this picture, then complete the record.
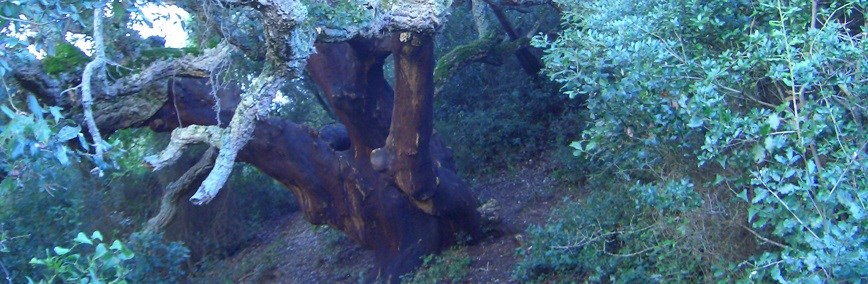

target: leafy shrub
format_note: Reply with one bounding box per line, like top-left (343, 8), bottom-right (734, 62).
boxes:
top-left (522, 0), bottom-right (868, 281)
top-left (28, 231), bottom-right (135, 284)
top-left (0, 100), bottom-right (94, 280)
top-left (515, 180), bottom-right (737, 283)
top-left (402, 248), bottom-right (472, 284)
top-left (433, 3), bottom-right (580, 177)
top-left (122, 232), bottom-right (190, 283)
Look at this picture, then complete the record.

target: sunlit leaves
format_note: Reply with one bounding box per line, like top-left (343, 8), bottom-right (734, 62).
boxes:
top-left (535, 0), bottom-right (868, 281)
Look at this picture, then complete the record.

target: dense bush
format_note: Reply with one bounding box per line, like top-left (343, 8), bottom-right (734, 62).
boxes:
top-left (433, 4), bottom-right (582, 176)
top-left (28, 231), bottom-right (135, 284)
top-left (520, 0), bottom-right (868, 282)
top-left (125, 232), bottom-right (190, 283)
top-left (402, 247), bottom-right (472, 284)
top-left (0, 114), bottom-right (294, 281)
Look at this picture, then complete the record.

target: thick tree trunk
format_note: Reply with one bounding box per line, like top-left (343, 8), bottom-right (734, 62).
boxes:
top-left (142, 33), bottom-right (483, 282)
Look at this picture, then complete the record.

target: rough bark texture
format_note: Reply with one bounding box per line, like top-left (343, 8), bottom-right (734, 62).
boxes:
top-left (144, 147), bottom-right (217, 233)
top-left (136, 34), bottom-right (483, 282)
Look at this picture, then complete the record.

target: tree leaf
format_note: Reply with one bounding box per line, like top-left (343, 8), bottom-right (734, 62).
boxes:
top-left (56, 126), bottom-right (81, 142)
top-left (49, 106), bottom-right (64, 123)
top-left (687, 116), bottom-right (704, 128)
top-left (27, 95), bottom-right (43, 119)
top-left (78, 133), bottom-right (90, 152)
top-left (74, 232), bottom-right (93, 245)
top-left (0, 105), bottom-right (15, 118)
top-left (737, 189), bottom-right (748, 202)
top-left (91, 231), bottom-right (103, 241)
top-left (767, 113), bottom-right (780, 130)
top-left (109, 240), bottom-right (123, 250)
top-left (93, 243), bottom-right (108, 259)
top-left (55, 146), bottom-right (70, 165)
top-left (54, 246), bottom-right (71, 255)
top-left (11, 141), bottom-right (25, 159)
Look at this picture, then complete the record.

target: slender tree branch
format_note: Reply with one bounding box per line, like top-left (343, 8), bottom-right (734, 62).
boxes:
top-left (81, 1), bottom-right (109, 159)
top-left (738, 223), bottom-right (790, 249)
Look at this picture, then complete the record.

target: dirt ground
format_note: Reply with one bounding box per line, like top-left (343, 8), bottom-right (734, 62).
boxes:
top-left (191, 165), bottom-right (569, 283)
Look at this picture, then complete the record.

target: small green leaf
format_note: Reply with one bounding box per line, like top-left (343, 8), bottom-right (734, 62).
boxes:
top-left (91, 231), bottom-right (103, 241)
top-left (767, 113), bottom-right (780, 130)
top-left (764, 136), bottom-right (777, 151)
top-left (55, 146), bottom-right (70, 165)
top-left (569, 141), bottom-right (582, 150)
top-left (737, 189), bottom-right (748, 202)
top-left (93, 243), bottom-right (108, 259)
top-left (752, 144), bottom-right (766, 162)
top-left (29, 258), bottom-right (45, 265)
top-left (54, 246), bottom-right (71, 255)
top-left (1, 105), bottom-right (15, 119)
top-left (27, 95), bottom-right (43, 119)
top-left (748, 206), bottom-right (758, 222)
top-left (78, 133), bottom-right (90, 152)
top-left (11, 141), bottom-right (25, 159)
top-left (109, 240), bottom-right (123, 250)
top-left (74, 232), bottom-right (93, 245)
top-left (56, 126), bottom-right (81, 142)
top-left (688, 116), bottom-right (704, 128)
top-left (49, 106), bottom-right (64, 123)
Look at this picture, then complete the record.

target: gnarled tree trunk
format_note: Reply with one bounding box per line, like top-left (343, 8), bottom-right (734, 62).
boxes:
top-left (141, 33), bottom-right (483, 281)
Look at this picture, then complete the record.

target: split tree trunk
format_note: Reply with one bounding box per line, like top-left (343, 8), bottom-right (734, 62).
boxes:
top-left (142, 33), bottom-right (483, 282)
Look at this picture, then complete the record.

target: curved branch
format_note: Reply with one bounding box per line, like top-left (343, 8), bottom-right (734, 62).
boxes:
top-left (480, 0), bottom-right (543, 76)
top-left (108, 42), bottom-right (237, 96)
top-left (189, 71), bottom-right (284, 205)
top-left (143, 147), bottom-right (218, 233)
top-left (434, 36), bottom-right (529, 87)
top-left (143, 125), bottom-right (225, 170)
top-left (81, 1), bottom-right (109, 159)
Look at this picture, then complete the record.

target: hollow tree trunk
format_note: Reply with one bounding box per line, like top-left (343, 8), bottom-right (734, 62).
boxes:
top-left (143, 33), bottom-right (483, 282)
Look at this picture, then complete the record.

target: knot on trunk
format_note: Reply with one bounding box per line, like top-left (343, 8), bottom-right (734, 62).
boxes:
top-left (370, 147), bottom-right (395, 172)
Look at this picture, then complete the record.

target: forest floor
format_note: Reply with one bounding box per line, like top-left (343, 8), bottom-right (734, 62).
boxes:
top-left (191, 164), bottom-right (576, 283)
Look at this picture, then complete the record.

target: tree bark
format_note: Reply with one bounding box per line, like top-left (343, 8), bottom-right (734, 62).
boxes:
top-left (140, 33), bottom-right (483, 282)
top-left (143, 147), bottom-right (217, 234)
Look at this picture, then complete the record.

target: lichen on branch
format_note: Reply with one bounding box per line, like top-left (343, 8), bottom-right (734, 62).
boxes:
top-left (188, 71), bottom-right (284, 205)
top-left (81, 1), bottom-right (110, 160)
top-left (143, 125), bottom-right (225, 170)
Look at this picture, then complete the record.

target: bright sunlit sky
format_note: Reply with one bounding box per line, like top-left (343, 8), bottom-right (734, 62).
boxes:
top-left (51, 3), bottom-right (189, 56)
top-left (134, 4), bottom-right (189, 48)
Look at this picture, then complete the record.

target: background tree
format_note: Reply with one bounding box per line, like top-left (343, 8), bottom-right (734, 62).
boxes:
top-left (518, 0), bottom-right (868, 282)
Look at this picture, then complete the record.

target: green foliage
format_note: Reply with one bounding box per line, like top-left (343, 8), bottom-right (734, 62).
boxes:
top-left (125, 232), bottom-right (190, 283)
top-left (305, 0), bottom-right (373, 27)
top-left (28, 231), bottom-right (135, 284)
top-left (42, 43), bottom-right (90, 76)
top-left (527, 0), bottom-right (868, 281)
top-left (402, 248), bottom-right (472, 284)
top-left (0, 0), bottom-right (98, 69)
top-left (515, 182), bottom-right (743, 282)
top-left (433, 3), bottom-right (578, 176)
top-left (0, 97), bottom-right (81, 170)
